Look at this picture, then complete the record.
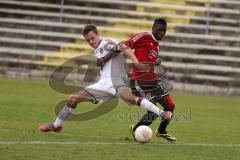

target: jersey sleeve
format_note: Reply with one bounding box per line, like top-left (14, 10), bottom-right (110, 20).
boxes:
top-left (106, 39), bottom-right (119, 46)
top-left (124, 32), bottom-right (147, 49)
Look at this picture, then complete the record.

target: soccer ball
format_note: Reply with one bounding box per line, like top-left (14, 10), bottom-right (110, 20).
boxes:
top-left (134, 125), bottom-right (153, 143)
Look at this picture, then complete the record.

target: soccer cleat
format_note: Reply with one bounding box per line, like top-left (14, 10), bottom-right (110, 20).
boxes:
top-left (38, 124), bottom-right (62, 133)
top-left (155, 130), bottom-right (176, 142)
top-left (129, 125), bottom-right (137, 141)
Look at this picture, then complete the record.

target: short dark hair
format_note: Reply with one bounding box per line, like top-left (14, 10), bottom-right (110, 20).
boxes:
top-left (153, 18), bottom-right (167, 26)
top-left (82, 24), bottom-right (98, 36)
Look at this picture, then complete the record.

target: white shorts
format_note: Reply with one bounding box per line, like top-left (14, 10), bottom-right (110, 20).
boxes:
top-left (84, 79), bottom-right (128, 104)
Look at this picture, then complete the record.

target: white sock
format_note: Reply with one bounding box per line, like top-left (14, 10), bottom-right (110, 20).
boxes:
top-left (139, 99), bottom-right (164, 117)
top-left (53, 105), bottom-right (74, 127)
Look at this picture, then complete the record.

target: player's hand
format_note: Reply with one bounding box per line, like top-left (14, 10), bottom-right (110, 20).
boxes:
top-left (110, 50), bottom-right (121, 58)
top-left (96, 58), bottom-right (104, 70)
top-left (134, 63), bottom-right (151, 72)
top-left (105, 41), bottom-right (118, 52)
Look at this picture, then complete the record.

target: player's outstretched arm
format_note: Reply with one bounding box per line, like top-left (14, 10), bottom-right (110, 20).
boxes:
top-left (96, 40), bottom-right (121, 69)
top-left (118, 43), bottom-right (151, 72)
top-left (96, 51), bottom-right (118, 69)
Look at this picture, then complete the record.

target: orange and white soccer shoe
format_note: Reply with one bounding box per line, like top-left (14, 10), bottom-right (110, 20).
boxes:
top-left (38, 124), bottom-right (62, 133)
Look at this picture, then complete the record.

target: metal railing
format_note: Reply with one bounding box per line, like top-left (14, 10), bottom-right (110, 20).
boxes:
top-left (58, 0), bottom-right (213, 33)
top-left (59, 0), bottom-right (65, 23)
top-left (206, 0), bottom-right (211, 35)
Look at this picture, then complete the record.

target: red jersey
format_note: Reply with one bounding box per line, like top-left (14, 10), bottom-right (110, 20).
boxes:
top-left (124, 32), bottom-right (159, 81)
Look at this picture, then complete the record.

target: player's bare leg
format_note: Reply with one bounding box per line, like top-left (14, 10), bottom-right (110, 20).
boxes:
top-left (118, 88), bottom-right (172, 120)
top-left (39, 90), bottom-right (94, 133)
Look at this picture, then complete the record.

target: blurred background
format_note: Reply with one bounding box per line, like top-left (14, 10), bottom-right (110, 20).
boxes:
top-left (0, 2), bottom-right (240, 159)
top-left (0, 0), bottom-right (239, 96)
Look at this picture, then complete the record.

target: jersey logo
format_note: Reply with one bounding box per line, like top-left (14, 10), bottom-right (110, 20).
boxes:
top-left (100, 48), bottom-right (104, 54)
top-left (149, 50), bottom-right (158, 59)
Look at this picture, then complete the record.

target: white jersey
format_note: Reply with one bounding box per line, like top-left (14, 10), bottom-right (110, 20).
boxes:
top-left (85, 39), bottom-right (127, 96)
top-left (94, 39), bottom-right (126, 84)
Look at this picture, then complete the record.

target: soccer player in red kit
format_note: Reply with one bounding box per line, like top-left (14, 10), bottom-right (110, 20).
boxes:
top-left (123, 18), bottom-right (176, 142)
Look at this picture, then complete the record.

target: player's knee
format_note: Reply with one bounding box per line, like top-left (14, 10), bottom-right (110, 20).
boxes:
top-left (67, 95), bottom-right (79, 108)
top-left (68, 95), bottom-right (78, 103)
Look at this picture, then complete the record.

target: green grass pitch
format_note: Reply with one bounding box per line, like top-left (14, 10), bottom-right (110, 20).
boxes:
top-left (0, 77), bottom-right (240, 160)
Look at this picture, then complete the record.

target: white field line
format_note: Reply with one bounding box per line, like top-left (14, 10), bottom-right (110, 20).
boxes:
top-left (0, 141), bottom-right (240, 147)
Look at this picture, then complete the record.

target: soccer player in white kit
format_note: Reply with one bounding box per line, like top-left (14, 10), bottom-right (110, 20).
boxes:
top-left (39, 24), bottom-right (172, 133)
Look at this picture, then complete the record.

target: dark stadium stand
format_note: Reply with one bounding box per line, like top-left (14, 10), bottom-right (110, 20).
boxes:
top-left (0, 0), bottom-right (239, 94)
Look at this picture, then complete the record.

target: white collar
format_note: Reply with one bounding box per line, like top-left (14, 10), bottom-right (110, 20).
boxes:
top-left (149, 32), bottom-right (159, 43)
top-left (95, 39), bottom-right (103, 49)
